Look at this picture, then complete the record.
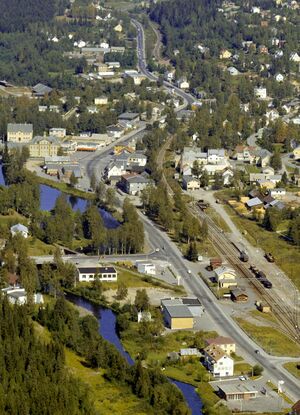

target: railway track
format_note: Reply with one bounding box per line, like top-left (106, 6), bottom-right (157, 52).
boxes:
top-left (191, 203), bottom-right (300, 341)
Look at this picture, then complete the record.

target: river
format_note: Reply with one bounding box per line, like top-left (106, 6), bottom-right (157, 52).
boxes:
top-left (0, 165), bottom-right (119, 229)
top-left (67, 294), bottom-right (203, 415)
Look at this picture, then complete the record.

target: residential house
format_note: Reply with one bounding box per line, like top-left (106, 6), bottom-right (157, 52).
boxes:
top-left (10, 224), bottom-right (29, 238)
top-left (214, 266), bottom-right (237, 288)
top-left (208, 149), bottom-right (226, 164)
top-left (254, 87), bottom-right (267, 100)
top-left (95, 96), bottom-right (108, 105)
top-left (265, 109), bottom-right (279, 125)
top-left (219, 49), bottom-right (232, 59)
top-left (7, 123), bottom-right (33, 143)
top-left (49, 128), bottom-right (66, 138)
top-left (251, 6), bottom-right (260, 13)
top-left (127, 151), bottom-right (147, 167)
top-left (182, 176), bottom-right (200, 191)
top-left (114, 23), bottom-right (123, 32)
top-left (164, 71), bottom-right (175, 82)
top-left (3, 287), bottom-right (44, 305)
top-left (205, 336), bottom-right (236, 355)
top-left (104, 161), bottom-right (126, 180)
top-left (120, 173), bottom-right (151, 195)
top-left (87, 105), bottom-right (99, 114)
top-left (176, 77), bottom-right (190, 89)
top-left (118, 113), bottom-right (140, 129)
top-left (270, 188), bottom-right (286, 199)
top-left (77, 266), bottom-right (117, 282)
top-left (262, 166), bottom-right (275, 176)
top-left (222, 168), bottom-right (234, 185)
top-left (32, 83), bottom-right (53, 97)
top-left (232, 145), bottom-right (256, 163)
top-left (255, 149), bottom-right (272, 167)
top-left (293, 146), bottom-right (300, 160)
top-left (180, 348), bottom-right (201, 359)
top-left (227, 67), bottom-right (240, 76)
top-left (29, 136), bottom-right (60, 158)
top-left (290, 52), bottom-right (300, 63)
top-left (275, 73), bottom-right (284, 82)
top-left (107, 125), bottom-right (124, 139)
top-left (136, 261), bottom-right (156, 275)
top-left (246, 197), bottom-right (264, 210)
top-left (258, 45), bottom-right (268, 54)
top-left (203, 345), bottom-right (234, 377)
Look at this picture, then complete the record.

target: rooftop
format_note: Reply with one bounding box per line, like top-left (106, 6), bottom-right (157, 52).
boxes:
top-left (206, 336), bottom-right (235, 346)
top-left (218, 382), bottom-right (259, 395)
top-left (77, 266), bottom-right (117, 274)
top-left (7, 123), bottom-right (33, 133)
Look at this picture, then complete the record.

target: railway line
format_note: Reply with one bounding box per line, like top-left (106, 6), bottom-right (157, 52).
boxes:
top-left (191, 203), bottom-right (300, 341)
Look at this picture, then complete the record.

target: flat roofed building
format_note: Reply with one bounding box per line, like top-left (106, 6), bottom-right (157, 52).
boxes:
top-left (218, 382), bottom-right (259, 401)
top-left (77, 266), bottom-right (117, 282)
top-left (161, 297), bottom-right (204, 329)
top-left (7, 123), bottom-right (33, 143)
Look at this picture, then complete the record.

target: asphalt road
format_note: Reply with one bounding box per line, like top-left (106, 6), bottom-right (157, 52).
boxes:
top-left (70, 19), bottom-right (300, 400)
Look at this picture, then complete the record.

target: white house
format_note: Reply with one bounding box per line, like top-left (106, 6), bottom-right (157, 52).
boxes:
top-left (227, 67), bottom-right (240, 76)
top-left (270, 188), bottom-right (286, 199)
top-left (95, 96), bottom-right (108, 105)
top-left (176, 77), bottom-right (190, 89)
top-left (251, 6), bottom-right (260, 13)
top-left (275, 73), bottom-right (284, 82)
top-left (2, 287), bottom-right (44, 305)
top-left (207, 149), bottom-right (226, 164)
top-left (182, 176), bottom-right (200, 191)
top-left (222, 168), bottom-right (234, 185)
top-left (254, 87), bottom-right (267, 100)
top-left (77, 266), bottom-right (118, 282)
top-left (10, 224), bottom-right (29, 238)
top-left (214, 266), bottom-right (237, 288)
top-left (290, 52), bottom-right (300, 63)
top-left (204, 345), bottom-right (234, 377)
top-left (136, 261), bottom-right (156, 275)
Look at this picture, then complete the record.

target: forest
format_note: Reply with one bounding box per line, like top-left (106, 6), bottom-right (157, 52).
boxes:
top-left (0, 296), bottom-right (95, 414)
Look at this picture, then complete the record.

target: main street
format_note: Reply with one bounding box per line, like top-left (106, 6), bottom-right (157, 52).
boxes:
top-left (73, 18), bottom-right (300, 400)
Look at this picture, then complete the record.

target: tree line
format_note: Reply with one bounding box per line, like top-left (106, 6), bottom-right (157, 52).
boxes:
top-left (0, 296), bottom-right (95, 414)
top-left (38, 297), bottom-right (190, 415)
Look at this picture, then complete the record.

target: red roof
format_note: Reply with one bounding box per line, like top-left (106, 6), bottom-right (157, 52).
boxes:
top-left (206, 336), bottom-right (235, 346)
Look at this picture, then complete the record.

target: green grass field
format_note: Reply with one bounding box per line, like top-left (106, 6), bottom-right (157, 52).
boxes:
top-left (65, 349), bottom-right (151, 415)
top-left (222, 204), bottom-right (300, 290)
top-left (235, 318), bottom-right (300, 357)
top-left (283, 362), bottom-right (300, 380)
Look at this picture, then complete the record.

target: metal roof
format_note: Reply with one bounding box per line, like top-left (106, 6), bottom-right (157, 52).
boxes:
top-left (7, 123), bottom-right (33, 133)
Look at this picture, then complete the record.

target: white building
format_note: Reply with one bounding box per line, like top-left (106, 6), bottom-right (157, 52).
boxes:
top-left (176, 77), bottom-right (190, 89)
top-left (207, 149), bottom-right (226, 164)
top-left (2, 287), bottom-right (44, 305)
top-left (204, 345), bottom-right (234, 377)
top-left (10, 224), bottom-right (29, 238)
top-left (49, 128), bottom-right (66, 138)
top-left (290, 52), bottom-right (300, 63)
top-left (95, 96), bottom-right (108, 105)
top-left (136, 261), bottom-right (156, 275)
top-left (182, 175), bottom-right (200, 190)
top-left (275, 73), bottom-right (284, 82)
top-left (254, 87), bottom-right (267, 100)
top-left (77, 266), bottom-right (118, 282)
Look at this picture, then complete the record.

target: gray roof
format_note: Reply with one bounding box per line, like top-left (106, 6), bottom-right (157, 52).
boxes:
top-left (118, 112), bottom-right (139, 120)
top-left (164, 305), bottom-right (193, 318)
top-left (218, 382), bottom-right (259, 395)
top-left (126, 175), bottom-right (150, 184)
top-left (31, 135), bottom-right (59, 145)
top-left (246, 197), bottom-right (263, 207)
top-left (33, 83), bottom-right (53, 95)
top-left (78, 266), bottom-right (117, 274)
top-left (7, 123), bottom-right (33, 133)
top-left (11, 223), bottom-right (28, 233)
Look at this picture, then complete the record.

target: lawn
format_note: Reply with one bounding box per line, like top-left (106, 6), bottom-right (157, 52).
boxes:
top-left (0, 211), bottom-right (26, 227)
top-left (222, 203), bottom-right (300, 290)
top-left (250, 309), bottom-right (278, 324)
top-left (235, 318), bottom-right (300, 357)
top-left (27, 237), bottom-right (54, 256)
top-left (234, 362), bottom-right (253, 376)
top-left (283, 362), bottom-right (300, 380)
top-left (101, 266), bottom-right (185, 293)
top-left (65, 349), bottom-right (151, 415)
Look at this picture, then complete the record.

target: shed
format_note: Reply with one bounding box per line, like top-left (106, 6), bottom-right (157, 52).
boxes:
top-left (230, 288), bottom-right (248, 302)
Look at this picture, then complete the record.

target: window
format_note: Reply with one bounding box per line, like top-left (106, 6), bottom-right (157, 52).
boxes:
top-left (81, 275), bottom-right (86, 279)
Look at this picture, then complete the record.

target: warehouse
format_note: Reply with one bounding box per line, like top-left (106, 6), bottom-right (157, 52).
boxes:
top-left (161, 297), bottom-right (204, 329)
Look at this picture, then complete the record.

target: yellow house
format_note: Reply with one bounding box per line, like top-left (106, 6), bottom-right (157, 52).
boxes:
top-left (293, 146), bottom-right (300, 160)
top-left (114, 23), bottom-right (123, 33)
top-left (219, 49), bottom-right (232, 59)
top-left (7, 123), bottom-right (33, 143)
top-left (94, 96), bottom-right (108, 106)
top-left (29, 135), bottom-right (60, 158)
top-left (205, 336), bottom-right (236, 355)
top-left (214, 266), bottom-right (237, 288)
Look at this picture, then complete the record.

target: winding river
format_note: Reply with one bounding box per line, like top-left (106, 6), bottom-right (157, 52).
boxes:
top-left (67, 294), bottom-right (203, 415)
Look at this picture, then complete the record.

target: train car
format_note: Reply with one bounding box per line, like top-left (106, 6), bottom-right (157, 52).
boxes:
top-left (265, 252), bottom-right (275, 263)
top-left (232, 242), bottom-right (249, 262)
top-left (262, 280), bottom-right (272, 289)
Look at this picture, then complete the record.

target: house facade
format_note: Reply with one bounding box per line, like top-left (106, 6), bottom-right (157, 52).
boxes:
top-left (29, 136), bottom-right (60, 158)
top-left (205, 336), bottom-right (236, 355)
top-left (7, 123), bottom-right (33, 143)
top-left (203, 345), bottom-right (234, 377)
top-left (182, 176), bottom-right (200, 190)
top-left (77, 266), bottom-right (117, 282)
top-left (214, 266), bottom-right (237, 288)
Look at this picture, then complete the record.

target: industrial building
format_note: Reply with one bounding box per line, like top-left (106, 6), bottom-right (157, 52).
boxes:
top-left (161, 297), bottom-right (204, 329)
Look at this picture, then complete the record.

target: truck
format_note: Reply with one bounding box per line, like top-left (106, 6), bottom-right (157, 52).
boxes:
top-left (265, 252), bottom-right (275, 263)
top-left (209, 257), bottom-right (222, 270)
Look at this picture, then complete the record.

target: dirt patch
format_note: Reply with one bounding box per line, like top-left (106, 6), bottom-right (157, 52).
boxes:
top-left (104, 287), bottom-right (178, 306)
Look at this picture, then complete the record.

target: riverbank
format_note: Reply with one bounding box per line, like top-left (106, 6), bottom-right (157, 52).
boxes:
top-left (36, 175), bottom-right (95, 200)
